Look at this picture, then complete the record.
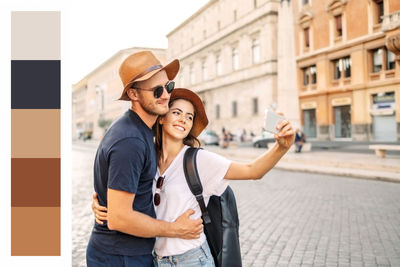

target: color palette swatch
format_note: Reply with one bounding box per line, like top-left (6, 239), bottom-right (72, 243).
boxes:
top-left (11, 11), bottom-right (60, 256)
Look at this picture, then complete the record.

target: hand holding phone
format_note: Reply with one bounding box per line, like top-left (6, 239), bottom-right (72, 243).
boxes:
top-left (264, 109), bottom-right (285, 134)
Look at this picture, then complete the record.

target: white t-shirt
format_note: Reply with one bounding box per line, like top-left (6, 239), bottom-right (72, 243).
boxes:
top-left (153, 145), bottom-right (231, 256)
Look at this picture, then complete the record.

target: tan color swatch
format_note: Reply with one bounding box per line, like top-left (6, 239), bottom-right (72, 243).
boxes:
top-left (11, 207), bottom-right (60, 256)
top-left (12, 109), bottom-right (60, 158)
top-left (11, 11), bottom-right (60, 60)
top-left (12, 158), bottom-right (60, 207)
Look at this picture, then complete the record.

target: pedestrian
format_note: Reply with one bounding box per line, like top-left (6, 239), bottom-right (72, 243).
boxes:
top-left (86, 51), bottom-right (204, 267)
top-left (92, 88), bottom-right (295, 266)
top-left (220, 127), bottom-right (229, 148)
top-left (294, 128), bottom-right (306, 153)
top-left (237, 129), bottom-right (243, 143)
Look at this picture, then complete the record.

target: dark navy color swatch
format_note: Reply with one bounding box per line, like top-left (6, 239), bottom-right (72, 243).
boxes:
top-left (11, 60), bottom-right (60, 109)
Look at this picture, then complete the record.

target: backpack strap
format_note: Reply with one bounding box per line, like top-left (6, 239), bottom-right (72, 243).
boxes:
top-left (183, 147), bottom-right (211, 224)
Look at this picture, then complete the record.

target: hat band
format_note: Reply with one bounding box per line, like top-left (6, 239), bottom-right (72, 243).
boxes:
top-left (128, 64), bottom-right (163, 85)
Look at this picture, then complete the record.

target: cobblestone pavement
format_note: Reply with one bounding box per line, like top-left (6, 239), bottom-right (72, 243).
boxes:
top-left (72, 145), bottom-right (96, 267)
top-left (72, 144), bottom-right (400, 267)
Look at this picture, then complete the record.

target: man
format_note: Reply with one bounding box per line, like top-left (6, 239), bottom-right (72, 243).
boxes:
top-left (294, 128), bottom-right (306, 153)
top-left (86, 51), bottom-right (203, 266)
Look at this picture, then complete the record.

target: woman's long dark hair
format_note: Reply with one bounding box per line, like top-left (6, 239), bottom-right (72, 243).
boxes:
top-left (154, 98), bottom-right (201, 160)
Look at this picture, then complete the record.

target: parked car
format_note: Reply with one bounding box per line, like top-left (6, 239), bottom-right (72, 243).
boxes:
top-left (198, 130), bottom-right (220, 146)
top-left (252, 131), bottom-right (275, 148)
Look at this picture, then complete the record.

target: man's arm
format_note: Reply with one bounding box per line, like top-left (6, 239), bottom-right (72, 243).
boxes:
top-left (107, 188), bottom-right (203, 239)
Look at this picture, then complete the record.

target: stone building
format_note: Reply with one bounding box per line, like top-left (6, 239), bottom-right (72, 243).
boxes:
top-left (293, 0), bottom-right (400, 141)
top-left (72, 47), bottom-right (166, 140)
top-left (167, 0), bottom-right (280, 137)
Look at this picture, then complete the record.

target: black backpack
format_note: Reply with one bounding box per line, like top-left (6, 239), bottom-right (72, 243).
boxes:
top-left (183, 147), bottom-right (242, 267)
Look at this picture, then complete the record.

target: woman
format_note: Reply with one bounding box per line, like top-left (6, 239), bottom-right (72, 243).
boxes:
top-left (92, 88), bottom-right (294, 266)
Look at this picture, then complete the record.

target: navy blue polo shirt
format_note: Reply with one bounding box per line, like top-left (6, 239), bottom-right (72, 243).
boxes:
top-left (88, 109), bottom-right (157, 256)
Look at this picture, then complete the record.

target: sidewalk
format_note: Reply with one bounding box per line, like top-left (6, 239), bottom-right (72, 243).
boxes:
top-left (73, 140), bottom-right (400, 183)
top-left (205, 144), bottom-right (400, 183)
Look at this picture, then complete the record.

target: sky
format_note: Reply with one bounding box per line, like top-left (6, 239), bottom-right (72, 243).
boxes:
top-left (70, 0), bottom-right (209, 83)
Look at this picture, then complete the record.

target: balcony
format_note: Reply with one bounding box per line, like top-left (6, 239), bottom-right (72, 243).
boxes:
top-left (382, 11), bottom-right (400, 32)
top-left (382, 11), bottom-right (400, 58)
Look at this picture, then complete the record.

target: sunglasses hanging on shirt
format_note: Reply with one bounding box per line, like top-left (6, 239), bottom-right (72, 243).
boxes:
top-left (154, 176), bottom-right (165, 206)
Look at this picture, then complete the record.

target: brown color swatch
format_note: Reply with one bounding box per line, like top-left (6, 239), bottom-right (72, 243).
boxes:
top-left (11, 207), bottom-right (60, 256)
top-left (11, 11), bottom-right (60, 60)
top-left (12, 158), bottom-right (60, 207)
top-left (11, 109), bottom-right (60, 158)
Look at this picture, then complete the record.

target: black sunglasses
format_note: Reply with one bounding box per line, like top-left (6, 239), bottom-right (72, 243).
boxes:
top-left (154, 176), bottom-right (164, 206)
top-left (132, 81), bottom-right (175, 99)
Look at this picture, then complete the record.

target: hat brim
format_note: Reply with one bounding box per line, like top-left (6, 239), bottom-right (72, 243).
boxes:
top-left (118, 59), bottom-right (180, 101)
top-left (170, 88), bottom-right (208, 137)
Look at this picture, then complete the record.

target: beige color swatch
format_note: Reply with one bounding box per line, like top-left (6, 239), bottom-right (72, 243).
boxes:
top-left (12, 207), bottom-right (60, 256)
top-left (11, 11), bottom-right (60, 60)
top-left (12, 109), bottom-right (60, 158)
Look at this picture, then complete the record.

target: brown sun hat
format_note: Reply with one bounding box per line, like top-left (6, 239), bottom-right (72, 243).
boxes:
top-left (170, 88), bottom-right (209, 137)
top-left (118, 51), bottom-right (180, 101)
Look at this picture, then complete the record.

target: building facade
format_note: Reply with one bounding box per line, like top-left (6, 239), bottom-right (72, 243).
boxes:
top-left (167, 0), bottom-right (280, 137)
top-left (72, 47), bottom-right (166, 140)
top-left (293, 0), bottom-right (400, 142)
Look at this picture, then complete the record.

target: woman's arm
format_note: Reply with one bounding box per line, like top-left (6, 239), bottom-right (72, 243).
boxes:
top-left (224, 120), bottom-right (294, 180)
top-left (92, 192), bottom-right (108, 224)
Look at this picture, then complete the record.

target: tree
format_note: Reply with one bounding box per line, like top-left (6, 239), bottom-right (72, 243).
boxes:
top-left (98, 117), bottom-right (112, 134)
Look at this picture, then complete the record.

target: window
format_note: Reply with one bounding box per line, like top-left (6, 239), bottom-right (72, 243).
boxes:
top-left (217, 21), bottom-right (221, 31)
top-left (302, 65), bottom-right (317, 85)
top-left (95, 86), bottom-right (105, 111)
top-left (335, 15), bottom-right (342, 37)
top-left (190, 64), bottom-right (195, 84)
top-left (371, 47), bottom-right (396, 73)
top-left (216, 104), bottom-right (220, 119)
top-left (343, 57), bottom-right (351, 77)
top-left (216, 53), bottom-right (222, 76)
top-left (179, 67), bottom-right (185, 86)
top-left (232, 101), bottom-right (237, 117)
top-left (252, 98), bottom-right (258, 115)
top-left (302, 0), bottom-right (309, 5)
top-left (252, 38), bottom-right (260, 63)
top-left (254, 0), bottom-right (257, 8)
top-left (378, 1), bottom-right (384, 23)
top-left (372, 48), bottom-right (383, 72)
top-left (333, 59), bottom-right (341, 80)
top-left (334, 105), bottom-right (351, 138)
top-left (203, 30), bottom-right (206, 40)
top-left (386, 50), bottom-right (395, 70)
top-left (333, 57), bottom-right (351, 80)
top-left (201, 59), bottom-right (207, 81)
top-left (234, 10), bottom-right (237, 22)
top-left (303, 67), bottom-right (310, 85)
top-left (303, 109), bottom-right (317, 138)
top-left (232, 47), bottom-right (239, 70)
top-left (327, 1), bottom-right (346, 41)
top-left (374, 0), bottom-right (384, 24)
top-left (304, 27), bottom-right (310, 48)
top-left (310, 65), bottom-right (317, 83)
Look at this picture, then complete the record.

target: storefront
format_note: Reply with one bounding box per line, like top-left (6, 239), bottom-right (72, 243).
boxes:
top-left (370, 92), bottom-right (397, 142)
top-left (332, 98), bottom-right (352, 139)
top-left (301, 102), bottom-right (317, 138)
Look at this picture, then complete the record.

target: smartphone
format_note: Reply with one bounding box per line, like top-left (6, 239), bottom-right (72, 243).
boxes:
top-left (264, 109), bottom-right (285, 134)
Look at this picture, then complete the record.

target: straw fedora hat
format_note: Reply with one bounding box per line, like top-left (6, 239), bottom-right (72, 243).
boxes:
top-left (118, 51), bottom-right (180, 101)
top-left (169, 88), bottom-right (209, 137)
